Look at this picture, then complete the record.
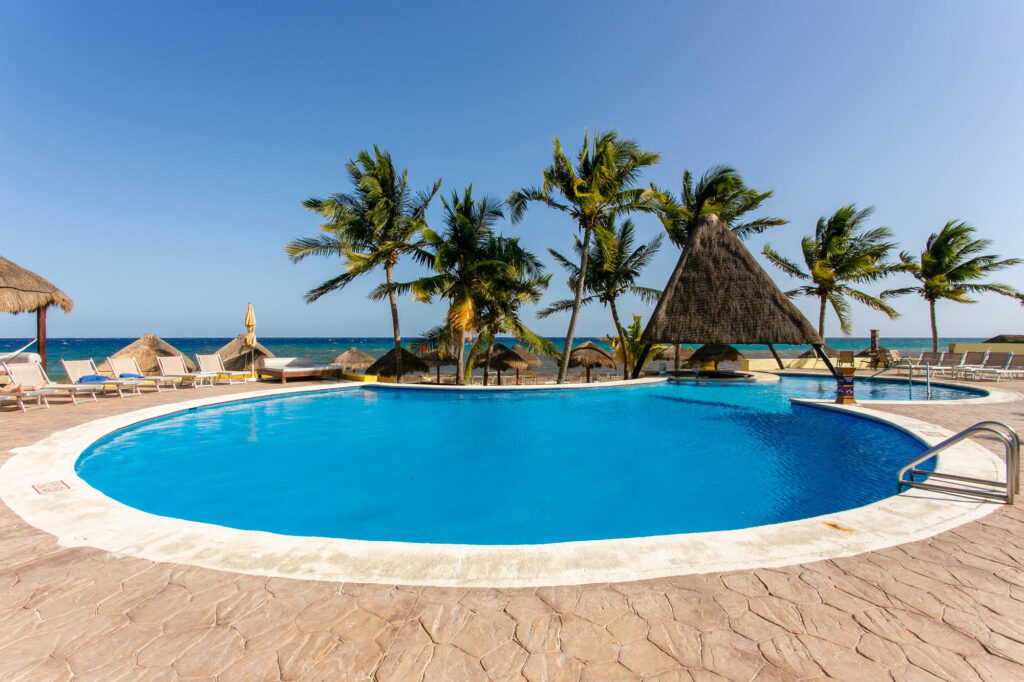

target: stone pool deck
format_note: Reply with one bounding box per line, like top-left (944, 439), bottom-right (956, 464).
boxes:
top-left (1, 377), bottom-right (1023, 680)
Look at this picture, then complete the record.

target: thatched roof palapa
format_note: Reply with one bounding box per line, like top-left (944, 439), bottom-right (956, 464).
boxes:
top-left (641, 215), bottom-right (822, 346)
top-left (420, 348), bottom-right (459, 367)
top-left (216, 334), bottom-right (276, 371)
top-left (0, 255), bottom-right (74, 314)
top-left (97, 334), bottom-right (196, 374)
top-left (366, 348), bottom-right (429, 377)
top-left (985, 335), bottom-right (1024, 344)
top-left (654, 345), bottom-right (693, 363)
top-left (568, 341), bottom-right (617, 369)
top-left (474, 343), bottom-right (530, 372)
top-left (690, 343), bottom-right (743, 364)
top-left (510, 344), bottom-right (542, 367)
top-left (330, 347), bottom-right (375, 369)
top-left (798, 345), bottom-right (839, 359)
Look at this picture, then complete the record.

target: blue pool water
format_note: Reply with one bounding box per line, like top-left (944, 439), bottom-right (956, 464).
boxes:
top-left (76, 376), bottom-right (957, 545)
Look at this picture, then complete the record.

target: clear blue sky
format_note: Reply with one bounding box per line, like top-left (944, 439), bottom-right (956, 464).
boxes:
top-left (3, 1), bottom-right (1022, 341)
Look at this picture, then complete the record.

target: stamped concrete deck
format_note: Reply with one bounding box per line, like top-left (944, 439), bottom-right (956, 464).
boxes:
top-left (2, 377), bottom-right (1024, 680)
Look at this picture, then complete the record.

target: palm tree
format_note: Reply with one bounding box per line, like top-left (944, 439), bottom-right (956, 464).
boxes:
top-left (285, 146), bottom-right (440, 381)
top-left (404, 186), bottom-right (520, 384)
top-left (655, 165), bottom-right (786, 248)
top-left (508, 129), bottom-right (661, 383)
top-left (602, 314), bottom-right (666, 376)
top-left (884, 221), bottom-right (1022, 352)
top-left (762, 205), bottom-right (902, 337)
top-left (540, 217), bottom-right (662, 378)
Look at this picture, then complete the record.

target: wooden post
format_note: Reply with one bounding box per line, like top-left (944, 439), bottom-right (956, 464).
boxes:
top-left (630, 343), bottom-right (653, 379)
top-left (36, 307), bottom-right (47, 370)
top-left (813, 343), bottom-right (840, 380)
top-left (674, 344), bottom-right (681, 370)
top-left (767, 343), bottom-right (785, 370)
top-left (585, 366), bottom-right (591, 383)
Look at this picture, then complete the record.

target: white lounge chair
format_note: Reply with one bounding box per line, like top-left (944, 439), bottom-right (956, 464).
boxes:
top-left (951, 351), bottom-right (989, 379)
top-left (195, 354), bottom-right (249, 385)
top-left (156, 355), bottom-right (216, 388)
top-left (900, 352), bottom-right (942, 375)
top-left (61, 358), bottom-right (144, 398)
top-left (931, 352), bottom-right (966, 378)
top-left (975, 354), bottom-right (1024, 381)
top-left (106, 357), bottom-right (178, 392)
top-left (959, 352), bottom-right (1011, 380)
top-left (2, 361), bottom-right (97, 408)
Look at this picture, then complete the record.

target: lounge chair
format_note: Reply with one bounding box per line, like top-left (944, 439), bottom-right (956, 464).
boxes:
top-left (0, 367), bottom-right (57, 412)
top-left (837, 351), bottom-right (855, 368)
top-left (931, 352), bottom-right (967, 378)
top-left (195, 354), bottom-right (249, 385)
top-left (61, 359), bottom-right (144, 398)
top-left (949, 351), bottom-right (988, 379)
top-left (2, 361), bottom-right (97, 408)
top-left (974, 354), bottom-right (1024, 381)
top-left (106, 357), bottom-right (178, 392)
top-left (257, 357), bottom-right (344, 384)
top-left (958, 352), bottom-right (1011, 380)
top-left (156, 355), bottom-right (216, 388)
top-left (900, 352), bottom-right (942, 375)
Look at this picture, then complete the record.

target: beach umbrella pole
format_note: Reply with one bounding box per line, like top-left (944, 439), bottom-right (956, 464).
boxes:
top-left (768, 343), bottom-right (785, 370)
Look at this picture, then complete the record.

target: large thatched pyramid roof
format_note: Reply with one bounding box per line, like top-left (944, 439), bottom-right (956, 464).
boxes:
top-left (642, 215), bottom-right (821, 346)
top-left (0, 254), bottom-right (73, 314)
top-left (97, 334), bottom-right (195, 374)
top-left (216, 334), bottom-right (276, 371)
top-left (366, 347), bottom-right (429, 377)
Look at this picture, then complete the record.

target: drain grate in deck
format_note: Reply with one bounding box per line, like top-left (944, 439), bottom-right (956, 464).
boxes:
top-left (32, 481), bottom-right (70, 494)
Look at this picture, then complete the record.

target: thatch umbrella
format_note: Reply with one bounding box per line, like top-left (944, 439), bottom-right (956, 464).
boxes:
top-left (420, 348), bottom-right (458, 383)
top-left (97, 334), bottom-right (195, 374)
top-left (638, 215), bottom-right (825, 377)
top-left (475, 343), bottom-right (531, 385)
top-left (366, 347), bottom-right (429, 378)
top-left (798, 345), bottom-right (839, 358)
top-left (0, 254), bottom-right (74, 369)
top-left (654, 345), bottom-right (692, 370)
top-left (568, 341), bottom-right (617, 383)
top-left (689, 343), bottom-right (743, 370)
top-left (330, 347), bottom-right (375, 371)
top-left (216, 334), bottom-right (275, 371)
top-left (510, 344), bottom-right (542, 368)
top-left (985, 335), bottom-right (1024, 343)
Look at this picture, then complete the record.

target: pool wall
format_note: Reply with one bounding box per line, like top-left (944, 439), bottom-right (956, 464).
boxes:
top-left (0, 381), bottom-right (1006, 587)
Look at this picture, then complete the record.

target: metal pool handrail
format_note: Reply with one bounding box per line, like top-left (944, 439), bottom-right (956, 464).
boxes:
top-left (897, 421), bottom-right (1019, 504)
top-left (871, 359), bottom-right (932, 397)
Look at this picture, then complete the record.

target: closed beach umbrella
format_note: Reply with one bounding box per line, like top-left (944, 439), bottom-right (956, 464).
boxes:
top-left (568, 341), bottom-right (617, 383)
top-left (690, 343), bottom-right (743, 370)
top-left (331, 347), bottom-right (375, 370)
top-left (366, 348), bottom-right (429, 378)
top-left (216, 334), bottom-right (275, 371)
top-left (97, 334), bottom-right (195, 374)
top-left (243, 303), bottom-right (257, 378)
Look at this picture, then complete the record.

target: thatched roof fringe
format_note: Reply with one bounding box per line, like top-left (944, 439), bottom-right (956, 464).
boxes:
top-left (366, 348), bottom-right (429, 377)
top-left (0, 255), bottom-right (73, 314)
top-left (568, 341), bottom-right (617, 369)
top-left (331, 347), bottom-right (375, 369)
top-left (641, 215), bottom-right (821, 346)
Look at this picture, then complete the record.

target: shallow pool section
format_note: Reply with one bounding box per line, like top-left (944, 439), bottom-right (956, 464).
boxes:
top-left (75, 380), bottom-right (935, 545)
top-left (774, 374), bottom-right (986, 401)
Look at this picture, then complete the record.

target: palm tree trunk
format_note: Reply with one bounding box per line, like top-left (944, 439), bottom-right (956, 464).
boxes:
top-left (385, 261), bottom-right (403, 381)
top-left (818, 296), bottom-right (827, 340)
top-left (454, 320), bottom-right (466, 385)
top-left (557, 223), bottom-right (594, 383)
top-left (929, 299), bottom-right (938, 353)
top-left (674, 344), bottom-right (681, 371)
top-left (483, 342), bottom-right (493, 386)
top-left (608, 298), bottom-right (631, 380)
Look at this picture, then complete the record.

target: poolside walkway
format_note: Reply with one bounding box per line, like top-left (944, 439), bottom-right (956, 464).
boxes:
top-left (2, 378), bottom-right (1024, 680)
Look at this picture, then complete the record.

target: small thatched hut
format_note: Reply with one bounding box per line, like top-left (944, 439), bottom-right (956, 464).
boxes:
top-left (638, 215), bottom-right (824, 377)
top-left (985, 335), bottom-right (1024, 343)
top-left (654, 345), bottom-right (692, 369)
top-left (330, 347), bottom-right (375, 371)
top-left (690, 343), bottom-right (743, 369)
top-left (0, 255), bottom-right (74, 369)
top-left (510, 344), bottom-right (542, 368)
top-left (419, 348), bottom-right (458, 383)
top-left (366, 348), bottom-right (429, 378)
top-left (475, 343), bottom-right (531, 385)
top-left (216, 334), bottom-right (276, 371)
top-left (568, 341), bottom-right (617, 383)
top-left (97, 334), bottom-right (195, 374)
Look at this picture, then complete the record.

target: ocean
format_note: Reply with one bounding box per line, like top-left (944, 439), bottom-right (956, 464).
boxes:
top-left (0, 336), bottom-right (988, 381)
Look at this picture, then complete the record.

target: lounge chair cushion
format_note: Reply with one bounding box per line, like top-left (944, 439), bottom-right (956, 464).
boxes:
top-left (79, 375), bottom-right (113, 383)
top-left (119, 373), bottom-right (144, 379)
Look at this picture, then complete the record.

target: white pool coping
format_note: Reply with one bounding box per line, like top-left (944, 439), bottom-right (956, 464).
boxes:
top-left (0, 381), bottom-right (1007, 587)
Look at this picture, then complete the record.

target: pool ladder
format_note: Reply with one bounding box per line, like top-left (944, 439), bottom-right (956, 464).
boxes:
top-left (897, 421), bottom-right (1019, 504)
top-left (872, 360), bottom-right (931, 397)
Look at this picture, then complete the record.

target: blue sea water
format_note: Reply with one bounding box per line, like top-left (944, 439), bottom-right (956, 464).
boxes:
top-left (0, 336), bottom-right (988, 381)
top-left (76, 376), bottom-right (937, 545)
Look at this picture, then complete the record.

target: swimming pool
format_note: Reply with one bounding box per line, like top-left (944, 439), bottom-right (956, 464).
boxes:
top-left (73, 375), bottom-right (971, 545)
